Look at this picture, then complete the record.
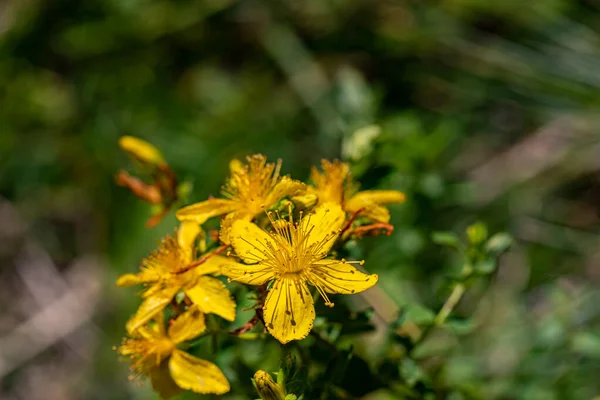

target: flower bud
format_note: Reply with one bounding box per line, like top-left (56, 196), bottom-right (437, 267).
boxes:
top-left (253, 370), bottom-right (285, 400)
top-left (119, 136), bottom-right (165, 166)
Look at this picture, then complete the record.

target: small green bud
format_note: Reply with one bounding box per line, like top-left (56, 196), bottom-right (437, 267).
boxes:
top-left (466, 222), bottom-right (488, 245)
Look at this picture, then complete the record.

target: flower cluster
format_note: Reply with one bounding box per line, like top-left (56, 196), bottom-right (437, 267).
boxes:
top-left (115, 138), bottom-right (405, 398)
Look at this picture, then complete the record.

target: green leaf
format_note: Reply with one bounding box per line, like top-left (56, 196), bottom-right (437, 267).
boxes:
top-left (398, 304), bottom-right (435, 326)
top-left (486, 233), bottom-right (513, 254)
top-left (399, 358), bottom-right (427, 387)
top-left (572, 332), bottom-right (600, 358)
top-left (473, 258), bottom-right (496, 275)
top-left (445, 318), bottom-right (476, 335)
top-left (432, 231), bottom-right (461, 249)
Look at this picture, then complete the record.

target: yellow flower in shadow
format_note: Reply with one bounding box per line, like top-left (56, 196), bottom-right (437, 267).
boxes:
top-left (310, 159), bottom-right (406, 223)
top-left (117, 222), bottom-right (236, 333)
top-left (176, 155), bottom-right (306, 243)
top-left (221, 203), bottom-right (378, 344)
top-left (119, 306), bottom-right (230, 398)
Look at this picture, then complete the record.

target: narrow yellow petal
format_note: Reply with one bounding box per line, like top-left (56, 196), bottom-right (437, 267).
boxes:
top-left (116, 273), bottom-right (142, 287)
top-left (300, 202), bottom-right (345, 257)
top-left (116, 268), bottom-right (161, 287)
top-left (149, 364), bottom-right (184, 400)
top-left (221, 261), bottom-right (275, 285)
top-left (169, 349), bottom-right (230, 395)
top-left (184, 277), bottom-right (236, 322)
top-left (126, 286), bottom-right (179, 334)
top-left (176, 198), bottom-right (238, 224)
top-left (168, 305), bottom-right (206, 344)
top-left (308, 260), bottom-right (378, 294)
top-left (119, 135), bottom-right (165, 165)
top-left (263, 277), bottom-right (315, 344)
top-left (356, 204), bottom-right (391, 223)
top-left (346, 190), bottom-right (406, 211)
top-left (265, 176), bottom-right (306, 205)
top-left (230, 219), bottom-right (278, 264)
top-left (177, 220), bottom-right (201, 261)
top-left (191, 254), bottom-right (232, 276)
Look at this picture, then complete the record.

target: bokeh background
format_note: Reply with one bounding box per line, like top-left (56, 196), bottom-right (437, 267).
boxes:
top-left (1, 0), bottom-right (600, 399)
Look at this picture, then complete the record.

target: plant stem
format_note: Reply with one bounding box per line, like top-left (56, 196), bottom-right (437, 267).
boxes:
top-left (413, 283), bottom-right (466, 348)
top-left (433, 283), bottom-right (465, 326)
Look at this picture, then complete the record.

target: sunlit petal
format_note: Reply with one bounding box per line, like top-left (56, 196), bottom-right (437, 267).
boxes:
top-left (167, 305), bottom-right (206, 344)
top-left (230, 219), bottom-right (278, 264)
top-left (116, 273), bottom-right (143, 287)
top-left (308, 260), bottom-right (378, 294)
top-left (345, 190), bottom-right (405, 222)
top-left (221, 261), bottom-right (275, 285)
top-left (184, 277), bottom-right (236, 322)
top-left (126, 286), bottom-right (179, 334)
top-left (263, 277), bottom-right (315, 344)
top-left (219, 211), bottom-right (252, 245)
top-left (300, 202), bottom-right (345, 256)
top-left (265, 176), bottom-right (306, 206)
top-left (187, 254), bottom-right (231, 277)
top-left (347, 190), bottom-right (406, 207)
top-left (177, 220), bottom-right (201, 261)
top-left (176, 198), bottom-right (238, 224)
top-left (169, 350), bottom-right (230, 395)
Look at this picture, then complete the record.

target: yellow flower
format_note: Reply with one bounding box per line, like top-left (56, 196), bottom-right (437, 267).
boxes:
top-left (117, 222), bottom-right (236, 333)
top-left (176, 155), bottom-right (306, 242)
top-left (119, 306), bottom-right (230, 398)
top-left (310, 159), bottom-right (406, 223)
top-left (221, 203), bottom-right (378, 344)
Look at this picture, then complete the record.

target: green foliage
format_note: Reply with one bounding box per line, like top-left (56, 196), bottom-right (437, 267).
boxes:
top-left (2, 0), bottom-right (600, 399)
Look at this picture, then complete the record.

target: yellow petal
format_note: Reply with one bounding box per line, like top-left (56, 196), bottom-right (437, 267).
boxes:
top-left (191, 254), bottom-right (232, 276)
top-left (263, 277), bottom-right (315, 344)
top-left (300, 202), bottom-right (345, 257)
top-left (220, 261), bottom-right (275, 285)
top-left (356, 204), bottom-right (391, 223)
top-left (310, 160), bottom-right (349, 204)
top-left (219, 211), bottom-right (252, 245)
top-left (346, 190), bottom-right (406, 210)
top-left (177, 220), bottom-right (201, 261)
top-left (126, 286), bottom-right (179, 334)
top-left (230, 219), bottom-right (278, 264)
top-left (265, 176), bottom-right (306, 206)
top-left (119, 136), bottom-right (165, 165)
top-left (116, 268), bottom-right (161, 287)
top-left (176, 198), bottom-right (238, 224)
top-left (291, 192), bottom-right (318, 210)
top-left (308, 260), bottom-right (378, 294)
top-left (149, 364), bottom-right (184, 400)
top-left (169, 349), bottom-right (230, 395)
top-left (168, 305), bottom-right (206, 344)
top-left (184, 276), bottom-right (236, 322)
top-left (116, 273), bottom-right (142, 287)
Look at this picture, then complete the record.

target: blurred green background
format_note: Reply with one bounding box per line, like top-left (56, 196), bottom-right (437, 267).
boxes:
top-left (1, 0), bottom-right (600, 399)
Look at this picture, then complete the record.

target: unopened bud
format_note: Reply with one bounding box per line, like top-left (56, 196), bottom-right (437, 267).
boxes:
top-left (253, 370), bottom-right (285, 400)
top-left (119, 136), bottom-right (165, 166)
